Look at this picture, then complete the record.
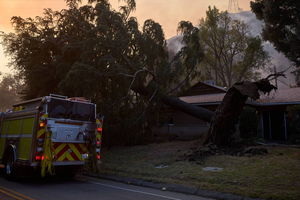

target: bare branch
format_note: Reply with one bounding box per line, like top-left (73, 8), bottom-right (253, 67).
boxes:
top-left (264, 72), bottom-right (286, 81)
top-left (127, 68), bottom-right (147, 93)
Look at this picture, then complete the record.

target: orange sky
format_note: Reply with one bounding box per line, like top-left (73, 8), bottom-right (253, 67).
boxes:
top-left (0, 0), bottom-right (251, 73)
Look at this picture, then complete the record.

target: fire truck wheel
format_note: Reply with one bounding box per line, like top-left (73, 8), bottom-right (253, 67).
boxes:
top-left (4, 153), bottom-right (15, 179)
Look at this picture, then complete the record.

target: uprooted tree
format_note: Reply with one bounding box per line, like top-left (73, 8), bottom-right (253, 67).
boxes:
top-left (133, 73), bottom-right (284, 148)
top-left (1, 0), bottom-right (277, 148)
top-left (202, 73), bottom-right (285, 147)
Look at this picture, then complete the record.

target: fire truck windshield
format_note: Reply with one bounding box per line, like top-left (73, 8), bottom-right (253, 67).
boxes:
top-left (48, 98), bottom-right (95, 121)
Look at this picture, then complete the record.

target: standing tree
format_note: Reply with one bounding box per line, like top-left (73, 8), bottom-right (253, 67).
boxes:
top-left (174, 7), bottom-right (278, 147)
top-left (178, 7), bottom-right (268, 88)
top-left (0, 73), bottom-right (22, 111)
top-left (250, 0), bottom-right (300, 84)
top-left (1, 0), bottom-right (213, 145)
top-left (1, 0), bottom-right (279, 148)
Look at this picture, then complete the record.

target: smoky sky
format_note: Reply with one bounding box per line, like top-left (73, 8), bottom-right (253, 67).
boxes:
top-left (0, 0), bottom-right (251, 73)
top-left (0, 0), bottom-right (251, 37)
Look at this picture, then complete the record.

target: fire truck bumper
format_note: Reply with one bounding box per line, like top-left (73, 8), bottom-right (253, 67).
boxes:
top-left (30, 161), bottom-right (85, 166)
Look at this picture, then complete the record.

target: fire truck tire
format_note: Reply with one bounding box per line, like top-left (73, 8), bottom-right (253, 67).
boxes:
top-left (3, 152), bottom-right (16, 179)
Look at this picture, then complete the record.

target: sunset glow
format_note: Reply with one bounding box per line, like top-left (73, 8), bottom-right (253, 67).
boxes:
top-left (0, 0), bottom-right (251, 73)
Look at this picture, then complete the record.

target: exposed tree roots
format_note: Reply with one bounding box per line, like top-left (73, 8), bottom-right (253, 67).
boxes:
top-left (203, 73), bottom-right (286, 147)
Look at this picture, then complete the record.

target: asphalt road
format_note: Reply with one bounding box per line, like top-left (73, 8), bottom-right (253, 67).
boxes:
top-left (0, 176), bottom-right (213, 200)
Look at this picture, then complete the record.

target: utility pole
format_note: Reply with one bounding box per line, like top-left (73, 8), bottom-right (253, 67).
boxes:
top-left (228, 0), bottom-right (240, 13)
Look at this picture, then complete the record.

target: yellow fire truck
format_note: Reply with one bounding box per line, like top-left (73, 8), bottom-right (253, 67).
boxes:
top-left (0, 94), bottom-right (103, 178)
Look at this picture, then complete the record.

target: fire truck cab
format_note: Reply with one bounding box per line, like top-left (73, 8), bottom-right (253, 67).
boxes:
top-left (0, 94), bottom-right (102, 178)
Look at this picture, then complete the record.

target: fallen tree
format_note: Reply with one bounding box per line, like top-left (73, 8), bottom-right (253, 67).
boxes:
top-left (133, 83), bottom-right (214, 122)
top-left (203, 73), bottom-right (285, 147)
top-left (134, 73), bottom-right (284, 148)
top-left (2, 0), bottom-right (284, 148)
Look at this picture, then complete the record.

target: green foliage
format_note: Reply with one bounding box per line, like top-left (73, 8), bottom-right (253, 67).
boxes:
top-left (0, 73), bottom-right (22, 112)
top-left (168, 21), bottom-right (204, 94)
top-left (177, 7), bottom-right (268, 87)
top-left (251, 0), bottom-right (300, 84)
top-left (0, 0), bottom-right (191, 146)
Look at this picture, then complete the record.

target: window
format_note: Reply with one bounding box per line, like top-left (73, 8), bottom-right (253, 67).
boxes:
top-left (48, 98), bottom-right (95, 121)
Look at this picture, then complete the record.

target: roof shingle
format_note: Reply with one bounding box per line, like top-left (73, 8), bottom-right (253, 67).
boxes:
top-left (179, 87), bottom-right (300, 106)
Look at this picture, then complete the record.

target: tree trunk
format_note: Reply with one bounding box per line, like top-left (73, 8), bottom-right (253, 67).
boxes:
top-left (132, 84), bottom-right (214, 122)
top-left (203, 87), bottom-right (247, 147)
top-left (134, 74), bottom-right (282, 147)
top-left (203, 77), bottom-right (280, 147)
top-left (160, 96), bottom-right (213, 122)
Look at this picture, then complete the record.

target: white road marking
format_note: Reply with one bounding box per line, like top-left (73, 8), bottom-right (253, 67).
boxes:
top-left (90, 181), bottom-right (183, 200)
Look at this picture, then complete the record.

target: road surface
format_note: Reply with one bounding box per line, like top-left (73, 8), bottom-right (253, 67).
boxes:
top-left (0, 176), bottom-right (213, 200)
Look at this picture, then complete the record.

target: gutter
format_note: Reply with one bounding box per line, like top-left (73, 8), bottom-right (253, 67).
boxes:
top-left (188, 101), bottom-right (300, 107)
top-left (86, 173), bottom-right (265, 200)
top-left (250, 101), bottom-right (300, 106)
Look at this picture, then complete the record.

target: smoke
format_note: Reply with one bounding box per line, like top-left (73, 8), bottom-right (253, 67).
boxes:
top-left (166, 11), bottom-right (297, 88)
top-left (230, 11), bottom-right (296, 88)
top-left (166, 35), bottom-right (184, 60)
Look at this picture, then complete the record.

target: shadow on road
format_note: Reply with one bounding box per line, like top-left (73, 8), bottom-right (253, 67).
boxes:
top-left (0, 170), bottom-right (85, 186)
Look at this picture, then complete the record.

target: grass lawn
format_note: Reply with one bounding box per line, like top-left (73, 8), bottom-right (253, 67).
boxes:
top-left (98, 141), bottom-right (300, 200)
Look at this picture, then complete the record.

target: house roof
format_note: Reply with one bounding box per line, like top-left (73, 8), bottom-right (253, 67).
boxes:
top-left (180, 81), bottom-right (226, 96)
top-left (180, 93), bottom-right (225, 105)
top-left (179, 87), bottom-right (300, 106)
top-left (255, 87), bottom-right (300, 105)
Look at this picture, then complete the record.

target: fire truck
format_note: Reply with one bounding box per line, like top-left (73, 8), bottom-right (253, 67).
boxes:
top-left (0, 94), bottom-right (103, 178)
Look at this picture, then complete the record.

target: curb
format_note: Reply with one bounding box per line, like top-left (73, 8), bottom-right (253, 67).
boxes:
top-left (85, 173), bottom-right (263, 200)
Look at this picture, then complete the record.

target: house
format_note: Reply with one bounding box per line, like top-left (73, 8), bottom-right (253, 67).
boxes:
top-left (154, 82), bottom-right (226, 140)
top-left (253, 88), bottom-right (300, 142)
top-left (157, 81), bottom-right (300, 143)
